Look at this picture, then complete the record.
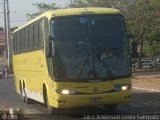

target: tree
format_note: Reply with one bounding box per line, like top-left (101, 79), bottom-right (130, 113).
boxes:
top-left (145, 27), bottom-right (160, 56)
top-left (26, 3), bottom-right (58, 19)
top-left (143, 0), bottom-right (160, 57)
top-left (10, 27), bottom-right (18, 32)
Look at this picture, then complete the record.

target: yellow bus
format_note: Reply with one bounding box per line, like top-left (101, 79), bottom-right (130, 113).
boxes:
top-left (13, 8), bottom-right (132, 113)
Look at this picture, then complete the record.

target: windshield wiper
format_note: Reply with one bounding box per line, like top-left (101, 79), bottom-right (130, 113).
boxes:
top-left (96, 50), bottom-right (115, 78)
top-left (101, 59), bottom-right (114, 78)
top-left (87, 69), bottom-right (100, 79)
top-left (76, 53), bottom-right (101, 80)
top-left (76, 53), bottom-right (90, 80)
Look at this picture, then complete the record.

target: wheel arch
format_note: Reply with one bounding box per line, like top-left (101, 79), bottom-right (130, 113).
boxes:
top-left (43, 82), bottom-right (50, 104)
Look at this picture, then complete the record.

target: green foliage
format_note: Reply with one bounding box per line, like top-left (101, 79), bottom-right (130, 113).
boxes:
top-left (32, 3), bottom-right (58, 11)
top-left (69, 0), bottom-right (89, 7)
top-left (10, 27), bottom-right (18, 32)
top-left (26, 3), bottom-right (58, 19)
top-left (144, 26), bottom-right (160, 57)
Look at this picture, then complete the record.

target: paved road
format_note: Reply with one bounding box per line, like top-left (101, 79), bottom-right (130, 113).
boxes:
top-left (0, 76), bottom-right (160, 120)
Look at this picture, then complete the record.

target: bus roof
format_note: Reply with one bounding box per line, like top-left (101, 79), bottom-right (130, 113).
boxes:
top-left (13, 7), bottom-right (120, 33)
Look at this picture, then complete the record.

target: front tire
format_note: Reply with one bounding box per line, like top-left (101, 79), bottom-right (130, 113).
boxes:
top-left (44, 89), bottom-right (55, 114)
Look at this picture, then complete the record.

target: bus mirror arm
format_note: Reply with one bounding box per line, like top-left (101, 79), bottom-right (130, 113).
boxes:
top-left (128, 34), bottom-right (138, 58)
top-left (47, 35), bottom-right (55, 58)
top-left (131, 40), bottom-right (138, 58)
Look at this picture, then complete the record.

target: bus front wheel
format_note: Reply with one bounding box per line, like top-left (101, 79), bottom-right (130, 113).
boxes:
top-left (44, 89), bottom-right (55, 114)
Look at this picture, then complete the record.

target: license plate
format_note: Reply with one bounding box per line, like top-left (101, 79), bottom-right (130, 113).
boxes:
top-left (89, 97), bottom-right (102, 103)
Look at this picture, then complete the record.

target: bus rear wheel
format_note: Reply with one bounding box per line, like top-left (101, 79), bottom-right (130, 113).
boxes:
top-left (21, 87), bottom-right (32, 104)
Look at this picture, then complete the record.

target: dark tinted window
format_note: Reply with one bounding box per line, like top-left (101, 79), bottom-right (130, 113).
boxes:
top-left (21, 30), bottom-right (25, 51)
top-left (52, 15), bottom-right (129, 81)
top-left (39, 20), bottom-right (44, 47)
top-left (14, 18), bottom-right (45, 53)
top-left (29, 24), bottom-right (34, 49)
top-left (17, 31), bottom-right (21, 52)
top-left (34, 23), bottom-right (39, 48)
top-left (24, 27), bottom-right (29, 50)
top-left (90, 16), bottom-right (125, 48)
top-left (13, 33), bottom-right (17, 53)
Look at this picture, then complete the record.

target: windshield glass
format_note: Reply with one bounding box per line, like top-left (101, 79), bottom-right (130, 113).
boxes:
top-left (51, 15), bottom-right (130, 81)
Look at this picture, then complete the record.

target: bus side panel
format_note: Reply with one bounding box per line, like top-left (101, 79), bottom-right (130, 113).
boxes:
top-left (13, 50), bottom-right (50, 103)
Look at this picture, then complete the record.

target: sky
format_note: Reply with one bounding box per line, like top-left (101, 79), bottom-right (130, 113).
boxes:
top-left (0, 0), bottom-right (70, 28)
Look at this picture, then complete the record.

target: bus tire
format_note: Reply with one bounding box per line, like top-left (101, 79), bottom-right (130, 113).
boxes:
top-left (20, 82), bottom-right (26, 103)
top-left (22, 85), bottom-right (32, 104)
top-left (20, 82), bottom-right (23, 99)
top-left (104, 104), bottom-right (117, 112)
top-left (44, 88), bottom-right (54, 114)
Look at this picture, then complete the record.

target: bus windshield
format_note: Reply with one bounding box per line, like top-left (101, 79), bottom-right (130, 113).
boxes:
top-left (51, 15), bottom-right (130, 82)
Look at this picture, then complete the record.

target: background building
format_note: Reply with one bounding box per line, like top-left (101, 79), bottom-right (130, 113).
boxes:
top-left (0, 31), bottom-right (5, 55)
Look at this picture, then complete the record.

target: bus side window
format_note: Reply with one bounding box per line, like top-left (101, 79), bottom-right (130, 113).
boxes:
top-left (13, 34), bottom-right (15, 53)
top-left (29, 24), bottom-right (34, 50)
top-left (24, 27), bottom-right (29, 51)
top-left (38, 19), bottom-right (44, 48)
top-left (34, 22), bottom-right (39, 49)
top-left (17, 31), bottom-right (21, 53)
top-left (13, 33), bottom-right (17, 53)
top-left (21, 29), bottom-right (25, 52)
top-left (44, 18), bottom-right (49, 51)
top-left (20, 30), bottom-right (22, 52)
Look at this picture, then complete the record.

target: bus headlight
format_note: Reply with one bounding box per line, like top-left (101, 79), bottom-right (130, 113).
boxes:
top-left (115, 84), bottom-right (131, 91)
top-left (121, 85), bottom-right (129, 91)
top-left (61, 90), bottom-right (70, 95)
top-left (56, 89), bottom-right (76, 95)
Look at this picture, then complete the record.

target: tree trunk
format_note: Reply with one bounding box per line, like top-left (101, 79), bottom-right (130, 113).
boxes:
top-left (139, 39), bottom-right (143, 68)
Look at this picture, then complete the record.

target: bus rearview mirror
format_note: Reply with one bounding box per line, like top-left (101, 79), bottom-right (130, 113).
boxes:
top-left (131, 41), bottom-right (138, 57)
top-left (128, 34), bottom-right (138, 57)
top-left (47, 35), bottom-right (55, 58)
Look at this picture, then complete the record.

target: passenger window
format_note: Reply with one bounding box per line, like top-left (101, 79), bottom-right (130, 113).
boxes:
top-left (21, 30), bottom-right (25, 52)
top-left (39, 20), bottom-right (44, 48)
top-left (34, 23), bottom-right (39, 48)
top-left (13, 34), bottom-right (17, 53)
top-left (29, 24), bottom-right (34, 49)
top-left (24, 27), bottom-right (29, 50)
top-left (17, 31), bottom-right (21, 52)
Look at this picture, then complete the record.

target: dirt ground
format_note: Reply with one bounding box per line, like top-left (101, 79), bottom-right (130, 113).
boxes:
top-left (132, 75), bottom-right (160, 84)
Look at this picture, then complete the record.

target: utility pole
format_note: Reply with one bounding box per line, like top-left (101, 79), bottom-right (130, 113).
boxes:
top-left (3, 0), bottom-right (7, 60)
top-left (4, 0), bottom-right (12, 71)
top-left (71, 0), bottom-right (73, 7)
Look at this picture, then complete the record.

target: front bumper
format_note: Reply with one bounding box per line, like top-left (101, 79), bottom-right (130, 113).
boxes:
top-left (52, 90), bottom-right (131, 108)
